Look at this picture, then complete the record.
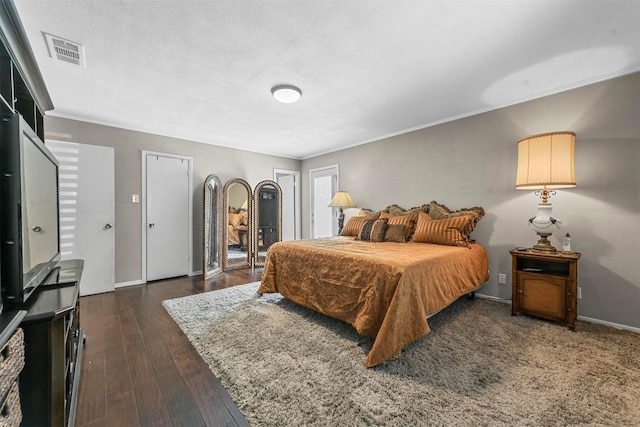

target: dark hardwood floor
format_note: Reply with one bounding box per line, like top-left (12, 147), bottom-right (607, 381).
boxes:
top-left (75, 269), bottom-right (262, 427)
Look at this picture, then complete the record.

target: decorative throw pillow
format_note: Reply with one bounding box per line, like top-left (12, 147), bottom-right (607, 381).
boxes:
top-left (428, 200), bottom-right (485, 226)
top-left (412, 214), bottom-right (475, 247)
top-left (385, 204), bottom-right (408, 216)
top-left (356, 218), bottom-right (388, 242)
top-left (359, 208), bottom-right (377, 216)
top-left (384, 212), bottom-right (418, 240)
top-left (341, 214), bottom-right (380, 236)
top-left (406, 204), bottom-right (430, 215)
top-left (383, 224), bottom-right (410, 243)
top-left (383, 203), bottom-right (429, 217)
top-left (228, 212), bottom-right (243, 228)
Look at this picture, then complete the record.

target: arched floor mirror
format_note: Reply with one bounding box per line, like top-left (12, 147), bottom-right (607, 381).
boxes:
top-left (253, 180), bottom-right (282, 267)
top-left (223, 178), bottom-right (252, 270)
top-left (203, 174), bottom-right (223, 280)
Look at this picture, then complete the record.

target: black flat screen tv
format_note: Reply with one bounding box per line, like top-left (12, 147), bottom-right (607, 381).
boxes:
top-left (0, 113), bottom-right (60, 305)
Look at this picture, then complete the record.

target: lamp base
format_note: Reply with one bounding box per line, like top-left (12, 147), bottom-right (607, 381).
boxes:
top-left (531, 232), bottom-right (557, 253)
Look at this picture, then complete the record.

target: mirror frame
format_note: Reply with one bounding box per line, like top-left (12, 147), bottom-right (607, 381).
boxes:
top-left (253, 180), bottom-right (283, 267)
top-left (222, 178), bottom-right (253, 271)
top-left (203, 174), bottom-right (223, 280)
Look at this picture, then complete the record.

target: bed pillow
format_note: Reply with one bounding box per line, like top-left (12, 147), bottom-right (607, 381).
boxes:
top-left (383, 224), bottom-right (410, 243)
top-left (359, 208), bottom-right (378, 216)
top-left (381, 212), bottom-right (418, 239)
top-left (341, 214), bottom-right (380, 236)
top-left (412, 214), bottom-right (475, 247)
top-left (228, 212), bottom-right (244, 228)
top-left (385, 204), bottom-right (408, 216)
top-left (428, 200), bottom-right (485, 226)
top-left (356, 219), bottom-right (388, 242)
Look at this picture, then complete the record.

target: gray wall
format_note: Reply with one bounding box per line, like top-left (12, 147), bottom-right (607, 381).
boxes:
top-left (44, 117), bottom-right (301, 283)
top-left (301, 73), bottom-right (640, 329)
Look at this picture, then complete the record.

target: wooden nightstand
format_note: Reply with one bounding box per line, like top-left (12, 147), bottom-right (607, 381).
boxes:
top-left (510, 249), bottom-right (581, 330)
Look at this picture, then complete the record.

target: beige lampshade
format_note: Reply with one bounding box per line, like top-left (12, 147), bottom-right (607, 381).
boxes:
top-left (328, 191), bottom-right (357, 208)
top-left (516, 132), bottom-right (576, 190)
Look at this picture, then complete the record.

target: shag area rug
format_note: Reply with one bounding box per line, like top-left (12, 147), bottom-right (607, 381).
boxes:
top-left (163, 282), bottom-right (640, 426)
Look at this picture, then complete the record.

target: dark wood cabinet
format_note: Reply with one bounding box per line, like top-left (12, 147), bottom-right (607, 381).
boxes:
top-left (18, 260), bottom-right (84, 427)
top-left (510, 249), bottom-right (581, 330)
top-left (258, 188), bottom-right (278, 250)
top-left (258, 226), bottom-right (278, 249)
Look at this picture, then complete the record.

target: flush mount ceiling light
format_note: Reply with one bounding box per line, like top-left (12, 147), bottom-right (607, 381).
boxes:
top-left (271, 84), bottom-right (302, 104)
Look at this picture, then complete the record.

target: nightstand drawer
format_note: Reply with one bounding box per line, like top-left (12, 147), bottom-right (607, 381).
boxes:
top-left (518, 273), bottom-right (566, 321)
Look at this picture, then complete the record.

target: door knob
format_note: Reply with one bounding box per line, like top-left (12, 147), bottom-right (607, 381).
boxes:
top-left (104, 223), bottom-right (113, 229)
top-left (149, 223), bottom-right (155, 228)
top-left (32, 226), bottom-right (42, 232)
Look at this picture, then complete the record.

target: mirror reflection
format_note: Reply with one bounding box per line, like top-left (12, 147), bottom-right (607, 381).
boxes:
top-left (254, 180), bottom-right (282, 266)
top-left (203, 174), bottom-right (223, 280)
top-left (223, 178), bottom-right (252, 270)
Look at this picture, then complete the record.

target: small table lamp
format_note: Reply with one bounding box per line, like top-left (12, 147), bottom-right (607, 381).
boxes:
top-left (516, 132), bottom-right (576, 252)
top-left (328, 191), bottom-right (357, 234)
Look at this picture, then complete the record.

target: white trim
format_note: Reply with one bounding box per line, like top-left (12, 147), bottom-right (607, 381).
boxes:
top-left (115, 279), bottom-right (143, 288)
top-left (43, 67), bottom-right (640, 162)
top-left (298, 68), bottom-right (640, 160)
top-left (141, 150), bottom-right (193, 283)
top-left (475, 293), bottom-right (510, 303)
top-left (475, 295), bottom-right (640, 333)
top-left (273, 168), bottom-right (301, 240)
top-left (46, 110), bottom-right (302, 160)
top-left (577, 315), bottom-right (640, 334)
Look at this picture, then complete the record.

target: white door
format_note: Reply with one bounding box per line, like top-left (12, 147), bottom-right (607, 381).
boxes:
top-left (310, 165), bottom-right (338, 238)
top-left (276, 173), bottom-right (296, 241)
top-left (144, 153), bottom-right (191, 281)
top-left (46, 140), bottom-right (115, 296)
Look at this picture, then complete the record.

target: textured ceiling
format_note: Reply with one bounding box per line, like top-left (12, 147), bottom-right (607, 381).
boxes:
top-left (13, 0), bottom-right (640, 159)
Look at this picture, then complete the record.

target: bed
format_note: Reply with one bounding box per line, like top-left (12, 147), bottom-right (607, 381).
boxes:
top-left (258, 201), bottom-right (489, 367)
top-left (227, 212), bottom-right (248, 247)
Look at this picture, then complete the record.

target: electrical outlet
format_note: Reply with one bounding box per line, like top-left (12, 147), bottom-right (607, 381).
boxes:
top-left (498, 273), bottom-right (507, 284)
top-left (577, 287), bottom-right (582, 300)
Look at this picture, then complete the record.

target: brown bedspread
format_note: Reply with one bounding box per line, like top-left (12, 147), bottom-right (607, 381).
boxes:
top-left (258, 237), bottom-right (489, 367)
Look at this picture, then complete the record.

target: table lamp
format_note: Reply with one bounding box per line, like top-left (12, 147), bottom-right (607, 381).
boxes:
top-left (328, 191), bottom-right (356, 234)
top-left (516, 132), bottom-right (576, 252)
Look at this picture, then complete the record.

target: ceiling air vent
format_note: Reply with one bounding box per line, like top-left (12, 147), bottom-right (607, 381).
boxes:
top-left (44, 32), bottom-right (85, 67)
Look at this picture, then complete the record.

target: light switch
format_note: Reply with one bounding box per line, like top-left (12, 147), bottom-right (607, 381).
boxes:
top-left (132, 194), bottom-right (140, 203)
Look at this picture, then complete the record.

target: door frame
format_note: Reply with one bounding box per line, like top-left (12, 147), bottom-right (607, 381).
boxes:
top-left (309, 164), bottom-right (339, 238)
top-left (141, 150), bottom-right (193, 283)
top-left (273, 168), bottom-right (301, 240)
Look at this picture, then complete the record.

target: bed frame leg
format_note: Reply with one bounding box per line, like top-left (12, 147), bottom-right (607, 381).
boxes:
top-left (467, 291), bottom-right (475, 300)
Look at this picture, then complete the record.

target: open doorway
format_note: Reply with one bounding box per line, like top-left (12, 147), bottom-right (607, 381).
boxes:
top-left (274, 168), bottom-right (301, 241)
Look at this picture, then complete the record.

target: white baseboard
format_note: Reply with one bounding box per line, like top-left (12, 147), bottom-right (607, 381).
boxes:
top-left (475, 293), bottom-right (510, 304)
top-left (475, 293), bottom-right (639, 334)
top-left (115, 279), bottom-right (143, 288)
top-left (577, 315), bottom-right (640, 334)
top-left (114, 271), bottom-right (200, 289)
